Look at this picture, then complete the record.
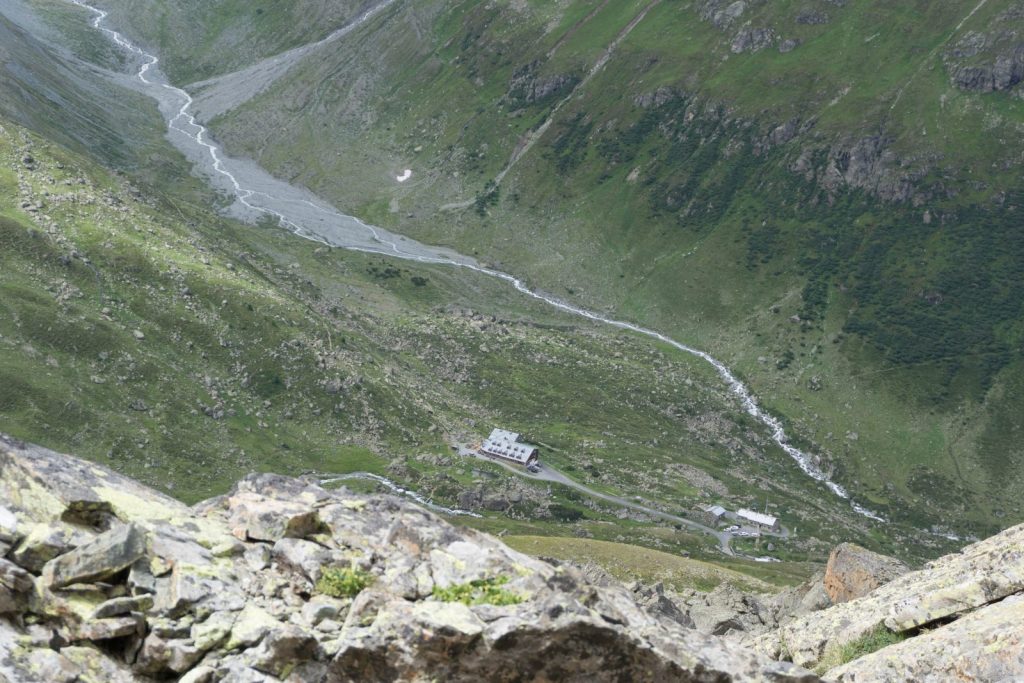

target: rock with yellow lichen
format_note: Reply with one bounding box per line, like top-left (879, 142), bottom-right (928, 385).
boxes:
top-left (750, 519), bottom-right (1024, 678)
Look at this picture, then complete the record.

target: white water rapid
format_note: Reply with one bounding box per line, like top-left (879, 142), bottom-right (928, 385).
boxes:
top-left (69, 0), bottom-right (883, 522)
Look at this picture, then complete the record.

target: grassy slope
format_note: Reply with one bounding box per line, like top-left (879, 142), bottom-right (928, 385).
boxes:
top-left (504, 535), bottom-right (813, 592)
top-left (153, 0), bottom-right (1024, 541)
top-left (3, 114), bottom-right (896, 576)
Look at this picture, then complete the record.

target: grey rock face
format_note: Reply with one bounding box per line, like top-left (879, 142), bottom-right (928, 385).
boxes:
top-left (829, 594), bottom-right (1024, 682)
top-left (701, 0), bottom-right (748, 29)
top-left (945, 18), bottom-right (1024, 93)
top-left (687, 583), bottom-right (776, 636)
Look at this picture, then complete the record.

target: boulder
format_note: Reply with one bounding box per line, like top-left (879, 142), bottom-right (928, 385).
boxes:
top-left (0, 558), bottom-right (34, 594)
top-left (23, 649), bottom-right (81, 683)
top-left (332, 596), bottom-right (814, 683)
top-left (227, 493), bottom-right (322, 542)
top-left (0, 435), bottom-right (189, 529)
top-left (31, 579), bottom-right (108, 624)
top-left (688, 583), bottom-right (775, 636)
top-left (154, 561), bottom-right (246, 619)
top-left (823, 543), bottom-right (907, 604)
top-left (630, 582), bottom-right (694, 629)
top-left (90, 595), bottom-right (154, 619)
top-left (226, 603), bottom-right (282, 650)
top-left (301, 596), bottom-right (345, 627)
top-left (44, 523), bottom-right (147, 589)
top-left (178, 665), bottom-right (217, 683)
top-left (192, 609), bottom-right (239, 651)
top-left (0, 587), bottom-right (21, 615)
top-left (246, 623), bottom-right (318, 677)
top-left (73, 614), bottom-right (144, 641)
top-left (768, 569), bottom-right (832, 623)
top-left (57, 645), bottom-right (137, 682)
top-left (270, 537), bottom-right (340, 583)
top-left (0, 505), bottom-right (20, 544)
top-left (10, 523), bottom-right (91, 572)
top-left (135, 634), bottom-right (204, 674)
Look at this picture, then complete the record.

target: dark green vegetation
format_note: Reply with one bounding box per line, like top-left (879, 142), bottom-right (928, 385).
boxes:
top-left (93, 0), bottom-right (1024, 540)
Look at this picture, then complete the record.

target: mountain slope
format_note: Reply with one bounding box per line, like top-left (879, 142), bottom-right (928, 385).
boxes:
top-left (2, 0), bottom-right (932, 574)
top-left (91, 0), bottom-right (1024, 537)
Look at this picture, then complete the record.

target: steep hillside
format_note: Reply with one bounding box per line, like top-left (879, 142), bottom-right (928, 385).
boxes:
top-left (94, 0), bottom-right (1024, 538)
top-left (91, 0), bottom-right (372, 84)
top-left (6, 116), bottom-right (879, 572)
top-left (0, 0), bottom-right (922, 575)
top-left (0, 6), bottom-right (164, 172)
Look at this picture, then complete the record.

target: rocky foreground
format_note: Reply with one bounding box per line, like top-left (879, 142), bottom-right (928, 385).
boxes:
top-left (0, 434), bottom-right (1021, 682)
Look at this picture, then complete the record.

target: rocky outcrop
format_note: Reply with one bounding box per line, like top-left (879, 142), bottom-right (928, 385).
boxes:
top-left (506, 61), bottom-right (580, 108)
top-left (0, 434), bottom-right (816, 682)
top-left (686, 583), bottom-right (776, 636)
top-left (944, 6), bottom-right (1024, 94)
top-left (2, 433), bottom-right (1024, 680)
top-left (731, 27), bottom-right (777, 53)
top-left (822, 543), bottom-right (908, 604)
top-left (752, 521), bottom-right (1024, 676)
top-left (829, 593), bottom-right (1024, 681)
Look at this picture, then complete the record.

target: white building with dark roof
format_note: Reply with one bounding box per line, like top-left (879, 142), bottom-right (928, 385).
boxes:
top-left (480, 428), bottom-right (539, 467)
top-left (737, 508), bottom-right (779, 532)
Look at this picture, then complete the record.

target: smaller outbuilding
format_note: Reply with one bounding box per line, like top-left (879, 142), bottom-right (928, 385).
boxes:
top-left (701, 504), bottom-right (728, 525)
top-left (737, 508), bottom-right (779, 533)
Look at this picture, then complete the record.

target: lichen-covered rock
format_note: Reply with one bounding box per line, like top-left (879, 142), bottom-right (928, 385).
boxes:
top-left (72, 614), bottom-right (144, 641)
top-left (823, 543), bottom-right (908, 604)
top-left (227, 493), bottom-right (323, 543)
top-left (10, 523), bottom-right (91, 573)
top-left (44, 523), bottom-right (147, 589)
top-left (753, 521), bottom-right (1024, 670)
top-left (687, 582), bottom-right (777, 636)
top-left (245, 623), bottom-right (318, 677)
top-left (0, 559), bottom-right (33, 595)
top-left (829, 594), bottom-right (1024, 682)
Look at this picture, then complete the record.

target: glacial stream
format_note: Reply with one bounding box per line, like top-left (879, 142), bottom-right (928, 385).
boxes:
top-left (69, 0), bottom-right (884, 522)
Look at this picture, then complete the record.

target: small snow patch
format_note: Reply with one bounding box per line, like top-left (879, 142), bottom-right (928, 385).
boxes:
top-left (396, 169), bottom-right (412, 182)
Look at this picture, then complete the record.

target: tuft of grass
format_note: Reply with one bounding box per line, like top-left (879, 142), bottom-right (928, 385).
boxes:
top-left (818, 624), bottom-right (907, 673)
top-left (316, 566), bottom-right (374, 598)
top-left (432, 576), bottom-right (523, 606)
